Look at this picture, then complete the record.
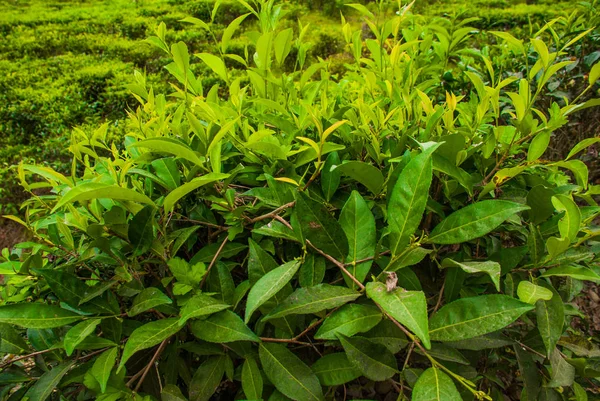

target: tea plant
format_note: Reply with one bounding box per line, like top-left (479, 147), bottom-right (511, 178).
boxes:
top-left (1, 1), bottom-right (599, 400)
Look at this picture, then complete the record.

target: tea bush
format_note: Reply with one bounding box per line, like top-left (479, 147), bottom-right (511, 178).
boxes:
top-left (1, 1), bottom-right (600, 401)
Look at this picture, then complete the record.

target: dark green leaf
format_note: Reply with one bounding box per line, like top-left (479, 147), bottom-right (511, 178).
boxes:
top-left (265, 284), bottom-right (361, 321)
top-left (412, 367), bottom-right (462, 401)
top-left (427, 200), bottom-right (530, 244)
top-left (536, 283), bottom-right (564, 357)
top-left (189, 355), bottom-right (227, 401)
top-left (64, 319), bottom-right (100, 356)
top-left (259, 343), bottom-right (324, 401)
top-left (191, 310), bottom-right (260, 343)
top-left (248, 238), bottom-right (279, 285)
top-left (366, 282), bottom-right (430, 349)
top-left (0, 304), bottom-right (81, 329)
top-left (429, 295), bottom-right (533, 341)
top-left (242, 357), bottom-right (263, 400)
top-left (314, 304), bottom-right (381, 340)
top-left (337, 333), bottom-right (398, 381)
top-left (128, 288), bottom-right (172, 317)
top-left (334, 161), bottom-right (384, 194)
top-left (179, 294), bottom-right (231, 326)
top-left (339, 191), bottom-right (376, 287)
top-left (311, 353), bottom-right (361, 386)
top-left (0, 323), bottom-right (28, 354)
top-left (321, 152), bottom-right (341, 202)
top-left (299, 254), bottom-right (325, 288)
top-left (295, 192), bottom-right (349, 261)
top-left (128, 205), bottom-right (156, 256)
top-left (23, 362), bottom-right (73, 401)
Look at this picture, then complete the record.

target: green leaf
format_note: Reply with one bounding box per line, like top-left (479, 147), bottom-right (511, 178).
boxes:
top-left (172, 41), bottom-right (190, 73)
top-left (589, 61), bottom-right (600, 86)
top-left (541, 265), bottom-right (600, 282)
top-left (191, 310), bottom-right (260, 343)
top-left (245, 260), bottom-right (301, 323)
top-left (363, 319), bottom-right (409, 353)
top-left (168, 257), bottom-right (207, 287)
top-left (441, 258), bottom-right (501, 292)
top-left (0, 323), bottom-right (28, 354)
top-left (189, 355), bottom-right (227, 401)
top-left (553, 160), bottom-right (589, 189)
top-left (536, 283), bottom-right (564, 357)
top-left (527, 131), bottom-right (551, 161)
top-left (152, 158), bottom-right (181, 191)
top-left (334, 161), bottom-right (384, 194)
top-left (130, 138), bottom-right (205, 167)
top-left (179, 293), bottom-right (230, 325)
top-left (248, 238), bottom-right (279, 284)
top-left (314, 304), bottom-right (381, 340)
top-left (52, 182), bottom-right (155, 212)
top-left (294, 192), bottom-right (349, 261)
top-left (337, 333), bottom-right (398, 381)
top-left (197, 53), bottom-right (228, 82)
top-left (552, 194), bottom-right (581, 241)
top-left (128, 288), bottom-right (172, 317)
top-left (517, 281), bottom-right (553, 304)
top-left (573, 382), bottom-right (588, 401)
top-left (311, 353), bottom-right (361, 386)
top-left (299, 254), bottom-right (325, 288)
top-left (412, 367), bottom-right (462, 401)
top-left (567, 137), bottom-right (600, 160)
top-left (162, 384), bottom-right (188, 401)
top-left (23, 362), bottom-right (73, 401)
top-left (339, 191), bottom-right (376, 287)
top-left (429, 295), bottom-right (533, 342)
top-left (274, 28), bottom-right (294, 65)
top-left (366, 282), bottom-right (431, 349)
top-left (321, 152), bottom-right (341, 202)
top-left (427, 200), bottom-right (530, 244)
top-left (91, 347), bottom-right (117, 393)
top-left (242, 357), bottom-right (263, 400)
top-left (118, 318), bottom-right (182, 372)
top-left (265, 284), bottom-right (361, 321)
top-left (259, 343), bottom-right (324, 401)
top-left (164, 173), bottom-right (230, 212)
top-left (388, 147), bottom-right (435, 255)
top-left (549, 348), bottom-right (575, 387)
top-left (221, 13), bottom-right (250, 53)
top-left (64, 319), bottom-right (101, 356)
top-left (514, 345), bottom-right (541, 400)
top-left (0, 304), bottom-right (81, 328)
top-left (128, 205), bottom-right (156, 256)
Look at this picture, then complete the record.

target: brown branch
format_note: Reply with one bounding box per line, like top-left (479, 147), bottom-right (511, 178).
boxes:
top-left (199, 236), bottom-right (229, 289)
top-left (132, 339), bottom-right (169, 392)
top-left (259, 337), bottom-right (312, 346)
top-left (0, 348), bottom-right (55, 369)
top-left (293, 307), bottom-right (340, 341)
top-left (343, 250), bottom-right (391, 266)
top-left (273, 214), bottom-right (293, 230)
top-left (307, 240), bottom-right (365, 290)
top-left (246, 201), bottom-right (296, 225)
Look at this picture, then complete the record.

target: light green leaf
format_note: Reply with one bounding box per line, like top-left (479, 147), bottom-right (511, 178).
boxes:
top-left (179, 293), bottom-right (231, 325)
top-left (314, 304), bottom-right (381, 340)
top-left (427, 200), bottom-right (530, 244)
top-left (321, 152), bottom-right (341, 202)
top-left (221, 13), bottom-right (250, 53)
top-left (91, 347), bottom-right (118, 393)
top-left (128, 288), bottom-right (172, 317)
top-left (64, 319), bottom-right (101, 356)
top-left (517, 281), bottom-right (553, 304)
top-left (245, 260), bottom-right (300, 323)
top-left (541, 265), bottom-right (600, 282)
top-left (429, 295), bottom-right (533, 341)
top-left (311, 353), bottom-right (361, 386)
top-left (23, 362), bottom-right (73, 401)
top-left (189, 355), bottom-right (227, 401)
top-left (412, 367), bottom-right (462, 401)
top-left (339, 191), bottom-right (376, 288)
top-left (294, 192), bottom-right (349, 261)
top-left (441, 259), bottom-right (501, 292)
top-left (197, 53), bottom-right (228, 82)
top-left (191, 310), bottom-right (260, 343)
top-left (265, 284), bottom-right (361, 321)
top-left (552, 194), bottom-right (581, 241)
top-left (242, 357), bottom-right (263, 400)
top-left (0, 304), bottom-right (82, 329)
top-left (589, 61), bottom-right (600, 86)
top-left (130, 137), bottom-right (205, 166)
top-left (118, 318), bottom-right (181, 372)
top-left (567, 137), bottom-right (600, 160)
top-left (366, 282), bottom-right (430, 349)
top-left (527, 131), bottom-right (550, 161)
top-left (388, 147), bottom-right (436, 254)
top-left (337, 333), bottom-right (398, 381)
top-left (53, 182), bottom-right (154, 212)
top-left (334, 161), bottom-right (384, 194)
top-left (274, 28), bottom-right (294, 65)
top-left (163, 173), bottom-right (230, 212)
top-left (259, 343), bottom-right (324, 401)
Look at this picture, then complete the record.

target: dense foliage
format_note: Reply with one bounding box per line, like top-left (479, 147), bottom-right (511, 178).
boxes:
top-left (1, 0), bottom-right (600, 400)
